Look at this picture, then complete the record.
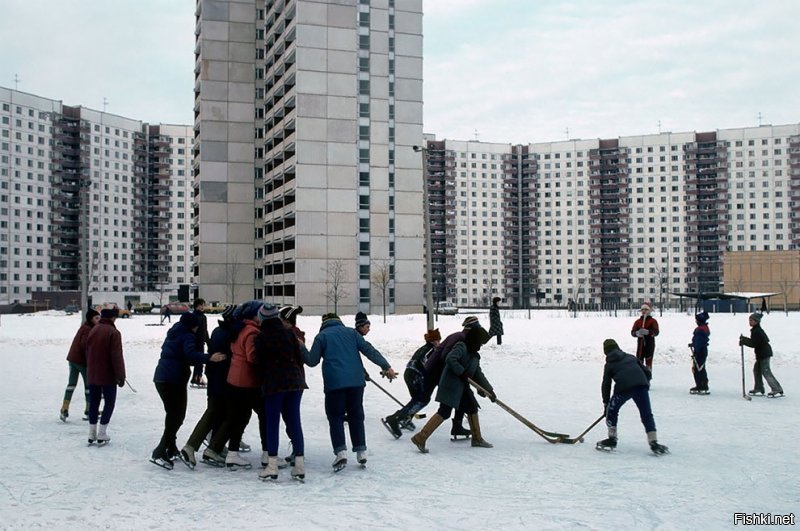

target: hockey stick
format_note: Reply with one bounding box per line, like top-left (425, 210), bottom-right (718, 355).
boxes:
top-left (560, 414), bottom-right (606, 444)
top-left (125, 378), bottom-right (138, 393)
top-left (689, 346), bottom-right (705, 372)
top-left (740, 344), bottom-right (751, 401)
top-left (467, 378), bottom-right (568, 443)
top-left (366, 374), bottom-right (426, 419)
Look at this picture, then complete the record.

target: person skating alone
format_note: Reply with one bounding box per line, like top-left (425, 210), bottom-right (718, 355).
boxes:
top-left (411, 325), bottom-right (495, 453)
top-left (85, 307), bottom-right (126, 446)
top-left (382, 329), bottom-right (441, 439)
top-left (307, 313), bottom-right (398, 472)
top-left (596, 339), bottom-right (668, 455)
top-left (740, 313), bottom-right (784, 398)
top-left (60, 309), bottom-right (100, 422)
top-left (689, 311), bottom-right (710, 395)
top-left (151, 312), bottom-right (226, 470)
top-left (631, 303), bottom-right (659, 372)
top-left (488, 297), bottom-right (504, 346)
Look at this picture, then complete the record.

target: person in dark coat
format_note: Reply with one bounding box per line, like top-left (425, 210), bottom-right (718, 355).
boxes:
top-left (307, 313), bottom-right (398, 471)
top-left (382, 329), bottom-right (442, 439)
top-left (597, 339), bottom-right (668, 454)
top-left (60, 309), bottom-right (100, 422)
top-left (740, 313), bottom-right (784, 397)
top-left (411, 325), bottom-right (495, 453)
top-left (161, 304), bottom-right (171, 324)
top-left (85, 307), bottom-right (126, 445)
top-left (631, 302), bottom-right (659, 372)
top-left (255, 309), bottom-right (308, 481)
top-left (689, 311), bottom-right (710, 394)
top-left (190, 299), bottom-right (209, 387)
top-left (488, 297), bottom-right (504, 345)
top-left (182, 304), bottom-right (237, 467)
top-left (151, 312), bottom-right (226, 469)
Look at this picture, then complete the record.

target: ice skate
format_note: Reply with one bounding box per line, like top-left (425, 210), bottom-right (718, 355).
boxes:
top-left (332, 451), bottom-right (347, 472)
top-left (595, 437), bottom-right (617, 452)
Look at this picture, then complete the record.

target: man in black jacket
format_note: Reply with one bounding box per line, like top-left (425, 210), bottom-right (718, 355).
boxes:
top-left (597, 339), bottom-right (668, 455)
top-left (740, 313), bottom-right (784, 397)
top-left (190, 299), bottom-right (209, 387)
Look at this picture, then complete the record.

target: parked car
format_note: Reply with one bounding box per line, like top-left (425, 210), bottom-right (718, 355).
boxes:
top-left (95, 303), bottom-right (132, 319)
top-left (435, 302), bottom-right (459, 315)
top-left (205, 301), bottom-right (229, 314)
top-left (133, 303), bottom-right (156, 314)
top-left (164, 302), bottom-right (191, 315)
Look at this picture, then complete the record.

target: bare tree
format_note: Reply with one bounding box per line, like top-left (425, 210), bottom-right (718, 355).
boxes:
top-left (371, 260), bottom-right (391, 323)
top-left (226, 251), bottom-right (246, 304)
top-left (774, 278), bottom-right (798, 315)
top-left (325, 259), bottom-right (349, 315)
top-left (651, 265), bottom-right (669, 316)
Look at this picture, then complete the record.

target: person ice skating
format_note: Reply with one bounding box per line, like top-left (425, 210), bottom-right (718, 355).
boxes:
top-left (161, 304), bottom-right (171, 324)
top-left (151, 313), bottom-right (226, 470)
top-left (689, 311), bottom-right (710, 395)
top-left (307, 313), bottom-right (398, 472)
top-left (60, 309), bottom-right (100, 422)
top-left (381, 329), bottom-right (442, 439)
top-left (190, 299), bottom-right (209, 388)
top-left (740, 313), bottom-right (784, 398)
top-left (85, 307), bottom-right (126, 446)
top-left (488, 297), bottom-right (504, 345)
top-left (411, 325), bottom-right (495, 453)
top-left (354, 311), bottom-right (371, 336)
top-left (182, 305), bottom-right (237, 468)
top-left (631, 302), bottom-right (659, 372)
top-left (223, 301), bottom-right (270, 470)
top-left (597, 339), bottom-right (668, 455)
top-left (422, 316), bottom-right (482, 440)
top-left (254, 307), bottom-right (308, 481)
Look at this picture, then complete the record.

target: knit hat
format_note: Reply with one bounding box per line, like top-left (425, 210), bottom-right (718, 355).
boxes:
top-left (100, 307), bottom-right (119, 319)
top-left (641, 303), bottom-right (652, 312)
top-left (321, 312), bottom-right (340, 323)
top-left (355, 311), bottom-right (370, 328)
top-left (180, 312), bottom-right (199, 329)
top-left (465, 326), bottom-right (490, 350)
top-left (233, 300), bottom-right (261, 321)
top-left (461, 316), bottom-right (480, 329)
top-left (221, 304), bottom-right (237, 321)
top-left (424, 329), bottom-right (442, 342)
top-left (279, 305), bottom-right (303, 325)
top-left (85, 309), bottom-right (100, 323)
top-left (603, 339), bottom-right (619, 354)
top-left (695, 311), bottom-right (709, 324)
top-left (492, 297), bottom-right (501, 304)
top-left (257, 303), bottom-right (279, 322)
top-left (749, 312), bottom-right (762, 323)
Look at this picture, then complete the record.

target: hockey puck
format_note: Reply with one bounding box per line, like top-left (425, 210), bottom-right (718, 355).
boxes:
top-left (579, 437), bottom-right (585, 443)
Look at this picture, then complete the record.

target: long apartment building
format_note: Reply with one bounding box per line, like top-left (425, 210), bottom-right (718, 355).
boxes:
top-left (0, 86), bottom-right (193, 304)
top-left (193, 0), bottom-right (425, 314)
top-left (424, 124), bottom-right (800, 309)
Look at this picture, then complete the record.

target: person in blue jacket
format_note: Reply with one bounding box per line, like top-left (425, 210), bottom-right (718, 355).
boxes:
top-left (150, 312), bottom-right (226, 469)
top-left (689, 311), bottom-right (710, 394)
top-left (307, 313), bottom-right (398, 472)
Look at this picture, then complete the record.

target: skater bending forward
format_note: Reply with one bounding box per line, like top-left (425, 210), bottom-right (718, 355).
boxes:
top-left (411, 326), bottom-right (495, 453)
top-left (598, 339), bottom-right (668, 455)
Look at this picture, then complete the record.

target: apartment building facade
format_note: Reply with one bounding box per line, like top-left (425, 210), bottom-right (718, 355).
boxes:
top-left (0, 87), bottom-right (193, 305)
top-left (193, 0), bottom-right (425, 314)
top-left (424, 124), bottom-right (800, 309)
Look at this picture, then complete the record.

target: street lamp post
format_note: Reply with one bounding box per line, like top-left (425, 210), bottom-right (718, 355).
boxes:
top-left (413, 144), bottom-right (435, 330)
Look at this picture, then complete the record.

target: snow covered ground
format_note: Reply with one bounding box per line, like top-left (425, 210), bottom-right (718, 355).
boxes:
top-left (0, 308), bottom-right (797, 529)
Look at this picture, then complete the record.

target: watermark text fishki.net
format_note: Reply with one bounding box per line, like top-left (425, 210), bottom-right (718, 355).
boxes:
top-left (733, 513), bottom-right (795, 526)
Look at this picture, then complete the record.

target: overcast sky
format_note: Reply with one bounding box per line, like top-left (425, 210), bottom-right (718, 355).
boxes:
top-left (1, 0), bottom-right (798, 144)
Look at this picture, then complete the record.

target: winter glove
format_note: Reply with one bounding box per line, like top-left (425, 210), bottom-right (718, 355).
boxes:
top-left (738, 335), bottom-right (744, 346)
top-left (459, 371), bottom-right (470, 382)
top-left (364, 370), bottom-right (371, 381)
top-left (602, 403), bottom-right (608, 415)
top-left (477, 388), bottom-right (496, 402)
top-left (117, 379), bottom-right (125, 388)
top-left (637, 329), bottom-right (649, 337)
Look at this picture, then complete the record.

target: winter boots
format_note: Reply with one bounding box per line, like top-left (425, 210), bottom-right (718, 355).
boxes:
top-left (259, 456), bottom-right (279, 481)
top-left (467, 414), bottom-right (493, 448)
top-left (647, 431), bottom-right (669, 455)
top-left (60, 399), bottom-right (70, 422)
top-left (291, 455), bottom-right (305, 480)
top-left (410, 413), bottom-right (445, 453)
top-left (88, 423), bottom-right (98, 445)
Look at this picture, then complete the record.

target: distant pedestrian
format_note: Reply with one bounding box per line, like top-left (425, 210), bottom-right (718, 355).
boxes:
top-left (761, 297), bottom-right (768, 315)
top-left (161, 305), bottom-right (172, 324)
top-left (689, 311), bottom-right (710, 395)
top-left (596, 339), bottom-right (668, 455)
top-left (488, 297), bottom-right (504, 345)
top-left (740, 313), bottom-right (784, 397)
top-left (85, 307), bottom-right (126, 445)
top-left (126, 301), bottom-right (132, 313)
top-left (631, 302), bottom-right (659, 372)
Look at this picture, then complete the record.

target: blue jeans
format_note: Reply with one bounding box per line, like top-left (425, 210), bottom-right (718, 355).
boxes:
top-left (324, 387), bottom-right (366, 454)
top-left (605, 385), bottom-right (656, 433)
top-left (263, 390), bottom-right (304, 457)
top-left (88, 384), bottom-right (117, 425)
